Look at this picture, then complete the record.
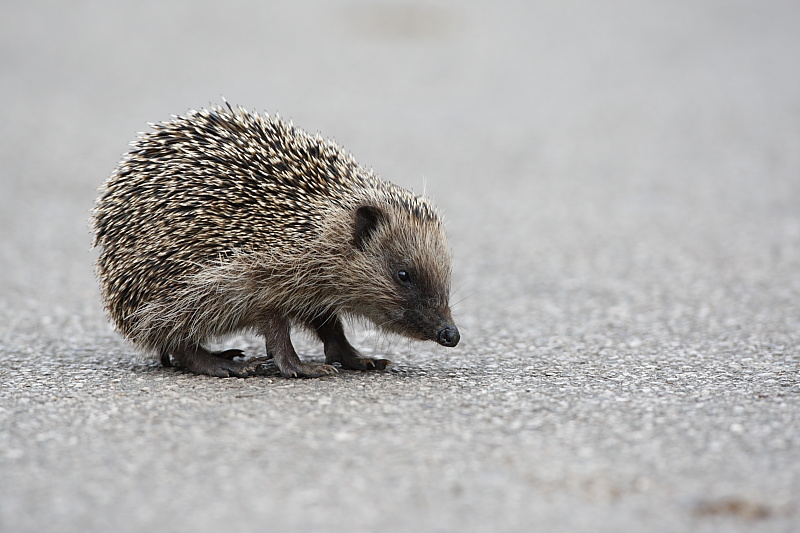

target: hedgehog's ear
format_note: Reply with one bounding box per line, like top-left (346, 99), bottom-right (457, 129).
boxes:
top-left (353, 205), bottom-right (385, 250)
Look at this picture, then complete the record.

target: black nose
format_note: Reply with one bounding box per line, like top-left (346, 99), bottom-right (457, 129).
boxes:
top-left (437, 325), bottom-right (460, 347)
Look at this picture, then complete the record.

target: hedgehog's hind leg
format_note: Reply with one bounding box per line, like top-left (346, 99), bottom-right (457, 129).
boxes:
top-left (168, 345), bottom-right (269, 378)
top-left (312, 313), bottom-right (391, 371)
top-left (261, 315), bottom-right (337, 378)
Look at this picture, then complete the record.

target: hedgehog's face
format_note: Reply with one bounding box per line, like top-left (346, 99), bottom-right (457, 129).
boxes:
top-left (348, 204), bottom-right (459, 347)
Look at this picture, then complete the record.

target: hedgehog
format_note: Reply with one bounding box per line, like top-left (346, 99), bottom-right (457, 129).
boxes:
top-left (91, 103), bottom-right (459, 378)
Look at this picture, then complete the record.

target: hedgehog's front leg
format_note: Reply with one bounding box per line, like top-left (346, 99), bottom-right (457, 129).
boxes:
top-left (312, 313), bottom-right (390, 371)
top-left (262, 315), bottom-right (338, 378)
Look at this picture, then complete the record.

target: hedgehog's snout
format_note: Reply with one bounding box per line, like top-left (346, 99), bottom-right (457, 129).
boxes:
top-left (437, 325), bottom-right (460, 347)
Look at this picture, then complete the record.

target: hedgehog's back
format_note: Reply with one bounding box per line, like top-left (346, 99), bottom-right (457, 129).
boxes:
top-left (92, 105), bottom-right (371, 340)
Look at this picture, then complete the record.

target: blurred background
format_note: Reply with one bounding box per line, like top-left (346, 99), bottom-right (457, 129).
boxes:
top-left (1, 1), bottom-right (798, 531)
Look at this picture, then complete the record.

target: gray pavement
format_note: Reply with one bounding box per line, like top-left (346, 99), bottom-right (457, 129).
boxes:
top-left (1, 1), bottom-right (799, 531)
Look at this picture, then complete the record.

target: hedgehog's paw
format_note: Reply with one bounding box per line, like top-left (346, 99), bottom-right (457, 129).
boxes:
top-left (198, 356), bottom-right (272, 378)
top-left (338, 356), bottom-right (392, 371)
top-left (281, 361), bottom-right (338, 379)
top-left (326, 347), bottom-right (391, 371)
top-left (171, 346), bottom-right (271, 378)
top-left (238, 356), bottom-right (273, 375)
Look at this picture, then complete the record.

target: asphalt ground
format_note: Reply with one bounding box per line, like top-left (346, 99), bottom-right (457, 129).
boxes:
top-left (1, 1), bottom-right (799, 532)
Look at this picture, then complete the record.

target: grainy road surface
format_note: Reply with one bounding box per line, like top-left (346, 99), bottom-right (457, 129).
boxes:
top-left (1, 1), bottom-right (798, 532)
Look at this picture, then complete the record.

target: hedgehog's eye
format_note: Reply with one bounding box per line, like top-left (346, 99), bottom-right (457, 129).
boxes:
top-left (396, 270), bottom-right (412, 284)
